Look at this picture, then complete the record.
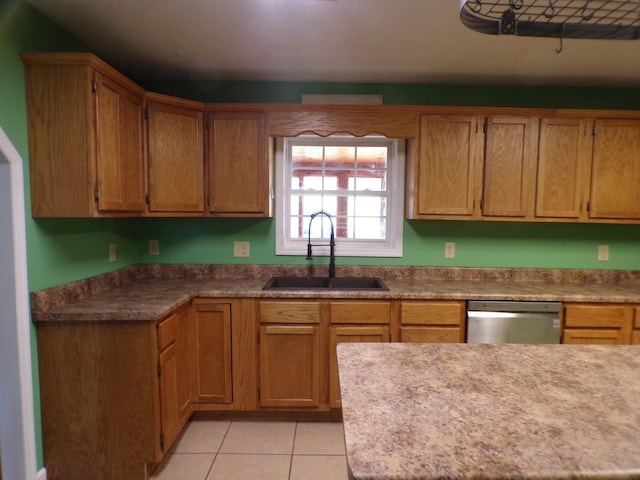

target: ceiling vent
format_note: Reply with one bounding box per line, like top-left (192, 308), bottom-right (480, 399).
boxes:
top-left (460, 1), bottom-right (640, 40)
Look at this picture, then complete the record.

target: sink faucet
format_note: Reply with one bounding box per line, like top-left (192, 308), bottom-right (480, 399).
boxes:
top-left (306, 210), bottom-right (336, 278)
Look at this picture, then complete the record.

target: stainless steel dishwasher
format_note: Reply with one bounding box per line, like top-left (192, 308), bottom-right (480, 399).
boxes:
top-left (467, 300), bottom-right (561, 344)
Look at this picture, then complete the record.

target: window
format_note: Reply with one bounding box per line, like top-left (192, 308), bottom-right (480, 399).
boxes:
top-left (275, 135), bottom-right (405, 257)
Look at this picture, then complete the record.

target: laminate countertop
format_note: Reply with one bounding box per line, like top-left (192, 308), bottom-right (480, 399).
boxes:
top-left (31, 265), bottom-right (640, 322)
top-left (337, 342), bottom-right (640, 480)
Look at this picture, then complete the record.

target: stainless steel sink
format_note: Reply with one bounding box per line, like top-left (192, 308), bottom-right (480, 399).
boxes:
top-left (262, 276), bottom-right (389, 291)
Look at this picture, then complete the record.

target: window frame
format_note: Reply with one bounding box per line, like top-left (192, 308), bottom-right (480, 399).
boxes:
top-left (274, 135), bottom-right (405, 258)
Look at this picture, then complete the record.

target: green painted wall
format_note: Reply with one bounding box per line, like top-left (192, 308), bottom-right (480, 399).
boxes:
top-left (0, 1), bottom-right (140, 469)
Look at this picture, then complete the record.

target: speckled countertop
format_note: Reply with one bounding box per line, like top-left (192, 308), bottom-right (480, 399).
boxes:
top-left (337, 342), bottom-right (640, 480)
top-left (31, 264), bottom-right (640, 322)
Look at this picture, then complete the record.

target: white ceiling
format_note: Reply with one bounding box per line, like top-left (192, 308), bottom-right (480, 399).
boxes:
top-left (25, 0), bottom-right (640, 88)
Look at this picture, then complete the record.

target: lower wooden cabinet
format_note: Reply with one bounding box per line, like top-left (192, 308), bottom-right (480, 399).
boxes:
top-left (258, 301), bottom-right (322, 407)
top-left (191, 301), bottom-right (233, 404)
top-left (399, 300), bottom-right (466, 343)
top-left (157, 305), bottom-right (192, 453)
top-left (562, 304), bottom-right (633, 344)
top-left (36, 320), bottom-right (165, 480)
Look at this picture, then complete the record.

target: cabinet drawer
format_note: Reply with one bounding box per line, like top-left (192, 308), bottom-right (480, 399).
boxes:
top-left (400, 301), bottom-right (465, 325)
top-left (158, 313), bottom-right (178, 350)
top-left (330, 301), bottom-right (391, 324)
top-left (564, 304), bottom-right (632, 328)
top-left (400, 326), bottom-right (461, 343)
top-left (259, 301), bottom-right (320, 324)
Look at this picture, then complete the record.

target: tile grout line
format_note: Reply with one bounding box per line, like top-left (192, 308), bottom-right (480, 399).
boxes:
top-left (288, 421), bottom-right (299, 480)
top-left (203, 420), bottom-right (233, 480)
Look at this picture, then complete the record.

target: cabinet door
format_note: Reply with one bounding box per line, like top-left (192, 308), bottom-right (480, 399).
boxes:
top-left (482, 116), bottom-right (538, 218)
top-left (192, 303), bottom-right (233, 403)
top-left (95, 72), bottom-right (145, 212)
top-left (158, 342), bottom-right (180, 451)
top-left (260, 325), bottom-right (321, 407)
top-left (147, 101), bottom-right (205, 213)
top-left (208, 112), bottom-right (270, 216)
top-left (399, 300), bottom-right (466, 343)
top-left (329, 326), bottom-right (389, 408)
top-left (536, 117), bottom-right (591, 219)
top-left (157, 307), bottom-right (192, 453)
top-left (563, 304), bottom-right (633, 344)
top-left (416, 115), bottom-right (481, 217)
top-left (589, 119), bottom-right (640, 219)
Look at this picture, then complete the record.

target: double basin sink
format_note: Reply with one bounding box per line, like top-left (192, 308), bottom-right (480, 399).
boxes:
top-left (263, 276), bottom-right (389, 291)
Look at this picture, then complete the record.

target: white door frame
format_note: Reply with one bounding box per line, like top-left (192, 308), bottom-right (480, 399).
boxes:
top-left (0, 126), bottom-right (38, 479)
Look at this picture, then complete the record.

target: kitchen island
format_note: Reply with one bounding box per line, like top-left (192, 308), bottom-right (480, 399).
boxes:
top-left (337, 343), bottom-right (640, 480)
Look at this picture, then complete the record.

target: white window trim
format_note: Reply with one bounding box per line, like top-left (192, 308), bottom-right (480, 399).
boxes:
top-left (275, 135), bottom-right (405, 258)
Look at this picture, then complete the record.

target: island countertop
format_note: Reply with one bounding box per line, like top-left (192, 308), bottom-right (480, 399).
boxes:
top-left (337, 343), bottom-right (640, 480)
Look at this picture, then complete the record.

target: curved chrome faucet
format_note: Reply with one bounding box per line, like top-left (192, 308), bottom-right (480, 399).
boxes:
top-left (306, 210), bottom-right (336, 278)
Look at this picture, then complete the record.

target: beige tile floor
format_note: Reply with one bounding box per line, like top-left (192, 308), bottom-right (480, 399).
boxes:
top-left (150, 420), bottom-right (349, 480)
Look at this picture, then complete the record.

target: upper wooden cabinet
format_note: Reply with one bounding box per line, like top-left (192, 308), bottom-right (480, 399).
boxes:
top-left (410, 114), bottom-right (538, 220)
top-left (535, 117), bottom-right (592, 220)
top-left (146, 94), bottom-right (205, 214)
top-left (22, 53), bottom-right (146, 217)
top-left (413, 115), bottom-right (481, 218)
top-left (207, 112), bottom-right (272, 217)
top-left (482, 116), bottom-right (538, 218)
top-left (589, 119), bottom-right (640, 220)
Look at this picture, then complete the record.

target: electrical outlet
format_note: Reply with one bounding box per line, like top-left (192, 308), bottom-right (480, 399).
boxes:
top-left (598, 245), bottom-right (609, 262)
top-left (149, 240), bottom-right (160, 256)
top-left (108, 243), bottom-right (116, 262)
top-left (233, 241), bottom-right (250, 258)
top-left (444, 242), bottom-right (456, 259)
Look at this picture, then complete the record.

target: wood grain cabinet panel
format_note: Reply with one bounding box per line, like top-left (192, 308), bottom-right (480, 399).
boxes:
top-left (482, 116), bottom-right (538, 218)
top-left (563, 304), bottom-right (633, 345)
top-left (157, 306), bottom-right (192, 454)
top-left (191, 302), bottom-right (233, 404)
top-left (589, 119), bottom-right (640, 220)
top-left (259, 325), bottom-right (322, 408)
top-left (208, 112), bottom-right (272, 216)
top-left (414, 115), bottom-right (481, 217)
top-left (147, 97), bottom-right (205, 214)
top-left (22, 53), bottom-right (146, 217)
top-left (258, 301), bottom-right (322, 408)
top-left (399, 301), bottom-right (466, 343)
top-left (535, 117), bottom-right (591, 219)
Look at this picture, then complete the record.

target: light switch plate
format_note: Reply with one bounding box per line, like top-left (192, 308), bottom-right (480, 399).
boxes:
top-left (444, 242), bottom-right (456, 259)
top-left (234, 241), bottom-right (250, 258)
top-left (149, 240), bottom-right (160, 256)
top-left (108, 243), bottom-right (116, 262)
top-left (598, 245), bottom-right (609, 261)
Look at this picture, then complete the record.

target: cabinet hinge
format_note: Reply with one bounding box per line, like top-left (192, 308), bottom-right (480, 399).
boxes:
top-left (144, 108), bottom-right (149, 120)
top-left (94, 189), bottom-right (99, 202)
top-left (586, 201), bottom-right (591, 212)
top-left (257, 388), bottom-right (261, 401)
top-left (592, 125), bottom-right (596, 136)
top-left (159, 434), bottom-right (164, 450)
top-left (480, 199), bottom-right (484, 210)
top-left (157, 363), bottom-right (161, 377)
top-left (91, 81), bottom-right (97, 93)
top-left (146, 194), bottom-right (150, 205)
top-left (205, 116), bottom-right (210, 129)
top-left (483, 119), bottom-right (488, 134)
